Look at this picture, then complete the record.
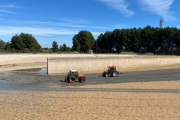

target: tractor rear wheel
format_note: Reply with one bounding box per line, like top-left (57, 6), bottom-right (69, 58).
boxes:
top-left (67, 77), bottom-right (75, 83)
top-left (113, 72), bottom-right (117, 77)
top-left (79, 78), bottom-right (85, 83)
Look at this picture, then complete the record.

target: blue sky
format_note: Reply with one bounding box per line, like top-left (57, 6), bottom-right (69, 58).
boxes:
top-left (0, 0), bottom-right (180, 48)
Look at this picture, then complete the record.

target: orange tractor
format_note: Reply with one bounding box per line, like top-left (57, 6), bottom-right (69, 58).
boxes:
top-left (102, 65), bottom-right (122, 77)
top-left (65, 70), bottom-right (86, 83)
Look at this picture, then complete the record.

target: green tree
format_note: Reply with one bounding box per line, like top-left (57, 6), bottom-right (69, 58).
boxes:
top-left (0, 39), bottom-right (7, 49)
top-left (60, 43), bottom-right (72, 52)
top-left (72, 34), bottom-right (80, 51)
top-left (102, 31), bottom-right (113, 52)
top-left (10, 33), bottom-right (41, 52)
top-left (96, 33), bottom-right (104, 52)
top-left (52, 40), bottom-right (59, 52)
top-left (10, 35), bottom-right (24, 51)
top-left (60, 45), bottom-right (63, 51)
top-left (63, 43), bottom-right (67, 51)
top-left (92, 40), bottom-right (99, 53)
top-left (72, 30), bottom-right (95, 52)
top-left (112, 29), bottom-right (124, 52)
top-left (19, 32), bottom-right (41, 51)
top-left (5, 41), bottom-right (11, 53)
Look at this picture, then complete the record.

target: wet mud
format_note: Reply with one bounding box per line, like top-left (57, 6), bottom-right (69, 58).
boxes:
top-left (1, 67), bottom-right (180, 92)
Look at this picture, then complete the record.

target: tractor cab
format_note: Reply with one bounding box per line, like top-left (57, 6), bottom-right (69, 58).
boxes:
top-left (108, 65), bottom-right (116, 73)
top-left (108, 65), bottom-right (116, 74)
top-left (69, 70), bottom-right (79, 79)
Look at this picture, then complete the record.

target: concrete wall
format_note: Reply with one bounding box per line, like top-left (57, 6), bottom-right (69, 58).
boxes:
top-left (0, 53), bottom-right (137, 65)
top-left (47, 57), bottom-right (180, 74)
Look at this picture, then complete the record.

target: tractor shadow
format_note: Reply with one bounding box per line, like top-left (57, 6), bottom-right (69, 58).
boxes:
top-left (99, 75), bottom-right (119, 77)
top-left (59, 80), bottom-right (82, 83)
top-left (60, 80), bottom-right (65, 82)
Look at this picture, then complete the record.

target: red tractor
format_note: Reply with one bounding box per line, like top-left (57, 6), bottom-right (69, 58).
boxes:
top-left (102, 65), bottom-right (122, 77)
top-left (65, 70), bottom-right (86, 83)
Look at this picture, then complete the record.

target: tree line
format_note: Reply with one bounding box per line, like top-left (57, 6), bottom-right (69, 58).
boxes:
top-left (51, 40), bottom-right (72, 52)
top-left (72, 26), bottom-right (180, 53)
top-left (0, 32), bottom-right (71, 53)
top-left (1, 26), bottom-right (180, 53)
top-left (0, 33), bottom-right (41, 53)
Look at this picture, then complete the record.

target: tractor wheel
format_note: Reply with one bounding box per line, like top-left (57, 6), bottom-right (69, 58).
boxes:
top-left (70, 77), bottom-right (75, 83)
top-left (113, 72), bottom-right (117, 77)
top-left (105, 73), bottom-right (108, 77)
top-left (67, 77), bottom-right (75, 83)
top-left (79, 78), bottom-right (85, 83)
top-left (103, 73), bottom-right (105, 77)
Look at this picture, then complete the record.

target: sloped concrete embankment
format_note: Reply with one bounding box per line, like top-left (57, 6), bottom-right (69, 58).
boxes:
top-left (0, 54), bottom-right (136, 72)
top-left (0, 54), bottom-right (136, 65)
top-left (47, 57), bottom-right (180, 74)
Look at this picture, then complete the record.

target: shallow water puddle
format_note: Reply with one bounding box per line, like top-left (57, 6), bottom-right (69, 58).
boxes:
top-left (14, 68), bottom-right (47, 75)
top-left (0, 68), bottom-right (48, 91)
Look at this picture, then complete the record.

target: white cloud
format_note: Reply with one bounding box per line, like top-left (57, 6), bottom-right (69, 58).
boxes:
top-left (34, 21), bottom-right (85, 28)
top-left (0, 26), bottom-right (78, 36)
top-left (0, 4), bottom-right (20, 8)
top-left (57, 18), bottom-right (91, 24)
top-left (89, 26), bottom-right (114, 29)
top-left (97, 0), bottom-right (134, 16)
top-left (110, 24), bottom-right (128, 28)
top-left (2, 20), bottom-right (117, 29)
top-left (27, 21), bottom-right (116, 29)
top-left (0, 4), bottom-right (20, 13)
top-left (49, 35), bottom-right (61, 38)
top-left (0, 26), bottom-right (102, 36)
top-left (0, 9), bottom-right (14, 13)
top-left (139, 0), bottom-right (176, 21)
top-left (40, 43), bottom-right (52, 48)
top-left (1, 20), bottom-right (85, 28)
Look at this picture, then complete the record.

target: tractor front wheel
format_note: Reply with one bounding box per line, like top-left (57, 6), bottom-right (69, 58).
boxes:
top-left (103, 72), bottom-right (108, 77)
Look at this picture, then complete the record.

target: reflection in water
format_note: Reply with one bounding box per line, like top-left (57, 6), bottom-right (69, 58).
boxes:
top-left (15, 68), bottom-right (42, 72)
top-left (15, 68), bottom-right (44, 72)
top-left (14, 68), bottom-right (47, 75)
top-left (0, 68), bottom-right (48, 90)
